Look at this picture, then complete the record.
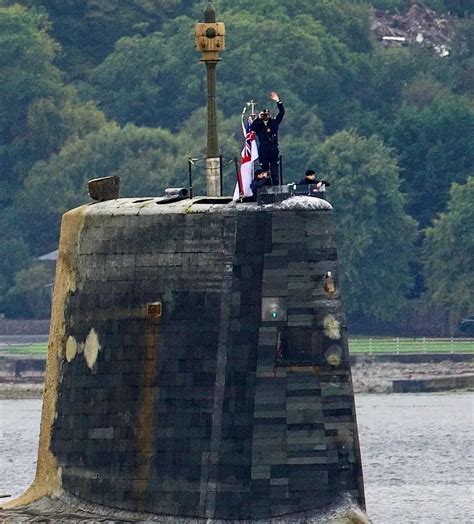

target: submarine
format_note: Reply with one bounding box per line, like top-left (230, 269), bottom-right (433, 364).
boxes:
top-left (0, 4), bottom-right (369, 522)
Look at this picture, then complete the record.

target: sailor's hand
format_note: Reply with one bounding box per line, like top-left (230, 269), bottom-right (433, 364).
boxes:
top-left (270, 92), bottom-right (280, 103)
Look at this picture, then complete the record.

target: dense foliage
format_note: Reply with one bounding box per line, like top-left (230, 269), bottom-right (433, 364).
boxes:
top-left (315, 131), bottom-right (417, 320)
top-left (423, 177), bottom-right (474, 322)
top-left (0, 0), bottom-right (472, 330)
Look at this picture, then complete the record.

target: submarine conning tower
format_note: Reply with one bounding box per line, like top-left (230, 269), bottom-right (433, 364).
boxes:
top-left (3, 195), bottom-right (366, 522)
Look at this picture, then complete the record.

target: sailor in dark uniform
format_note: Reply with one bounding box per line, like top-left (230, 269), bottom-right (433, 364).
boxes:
top-left (298, 169), bottom-right (330, 190)
top-left (250, 91), bottom-right (285, 185)
top-left (250, 168), bottom-right (271, 197)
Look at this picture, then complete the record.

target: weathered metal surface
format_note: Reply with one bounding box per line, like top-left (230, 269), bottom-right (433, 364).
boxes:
top-left (87, 176), bottom-right (120, 202)
top-left (1, 197), bottom-right (367, 522)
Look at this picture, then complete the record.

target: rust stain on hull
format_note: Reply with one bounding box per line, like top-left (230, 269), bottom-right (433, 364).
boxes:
top-left (133, 321), bottom-right (159, 511)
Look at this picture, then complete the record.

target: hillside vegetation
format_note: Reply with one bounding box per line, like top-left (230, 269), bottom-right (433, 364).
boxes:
top-left (0, 0), bottom-right (472, 330)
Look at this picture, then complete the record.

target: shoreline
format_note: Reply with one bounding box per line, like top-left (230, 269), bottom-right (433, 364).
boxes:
top-left (1, 356), bottom-right (472, 399)
top-left (351, 357), bottom-right (473, 394)
top-left (0, 383), bottom-right (44, 399)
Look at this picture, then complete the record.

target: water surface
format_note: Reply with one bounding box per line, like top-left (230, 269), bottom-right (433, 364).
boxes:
top-left (1, 394), bottom-right (473, 523)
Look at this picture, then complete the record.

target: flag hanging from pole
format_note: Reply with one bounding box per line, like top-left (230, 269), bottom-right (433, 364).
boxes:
top-left (233, 113), bottom-right (259, 201)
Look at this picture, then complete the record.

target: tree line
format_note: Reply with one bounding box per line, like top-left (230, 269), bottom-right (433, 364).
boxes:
top-left (0, 0), bottom-right (472, 331)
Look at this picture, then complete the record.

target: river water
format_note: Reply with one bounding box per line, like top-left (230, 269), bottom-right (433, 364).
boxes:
top-left (1, 393), bottom-right (473, 523)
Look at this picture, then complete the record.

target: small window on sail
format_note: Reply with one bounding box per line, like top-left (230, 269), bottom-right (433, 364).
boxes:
top-left (277, 328), bottom-right (321, 366)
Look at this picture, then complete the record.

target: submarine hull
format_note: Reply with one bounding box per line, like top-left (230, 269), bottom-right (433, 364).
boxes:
top-left (1, 196), bottom-right (366, 522)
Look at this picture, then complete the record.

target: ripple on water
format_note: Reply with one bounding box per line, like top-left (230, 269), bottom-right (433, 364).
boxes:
top-left (0, 399), bottom-right (42, 500)
top-left (1, 394), bottom-right (473, 523)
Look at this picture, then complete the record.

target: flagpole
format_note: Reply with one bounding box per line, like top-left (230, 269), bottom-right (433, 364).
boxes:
top-left (233, 101), bottom-right (259, 201)
top-left (238, 105), bottom-right (251, 200)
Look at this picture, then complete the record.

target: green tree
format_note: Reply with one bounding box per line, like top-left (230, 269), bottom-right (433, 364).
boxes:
top-left (389, 95), bottom-right (474, 228)
top-left (0, 5), bottom-right (62, 196)
top-left (221, 11), bottom-right (364, 134)
top-left (302, 0), bottom-right (373, 53)
top-left (400, 74), bottom-right (453, 108)
top-left (0, 3), bottom-right (106, 312)
top-left (91, 16), bottom-right (203, 130)
top-left (216, 0), bottom-right (373, 52)
top-left (0, 4), bottom-right (106, 201)
top-left (423, 177), bottom-right (474, 325)
top-left (13, 124), bottom-right (183, 252)
top-left (0, 0), bottom-right (197, 77)
top-left (348, 46), bottom-right (437, 135)
top-left (313, 130), bottom-right (417, 320)
top-left (0, 237), bottom-right (30, 298)
top-left (443, 0), bottom-right (474, 17)
top-left (2, 262), bottom-right (55, 318)
top-left (0, 0), bottom-right (472, 324)
top-left (449, 17), bottom-right (474, 95)
top-left (91, 8), bottom-right (369, 135)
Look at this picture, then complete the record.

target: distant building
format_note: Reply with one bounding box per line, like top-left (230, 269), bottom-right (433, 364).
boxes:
top-left (37, 250), bottom-right (58, 261)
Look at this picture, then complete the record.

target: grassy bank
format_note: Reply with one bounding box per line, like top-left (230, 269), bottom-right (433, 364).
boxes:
top-left (1, 338), bottom-right (474, 356)
top-left (349, 337), bottom-right (474, 354)
top-left (0, 343), bottom-right (48, 355)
